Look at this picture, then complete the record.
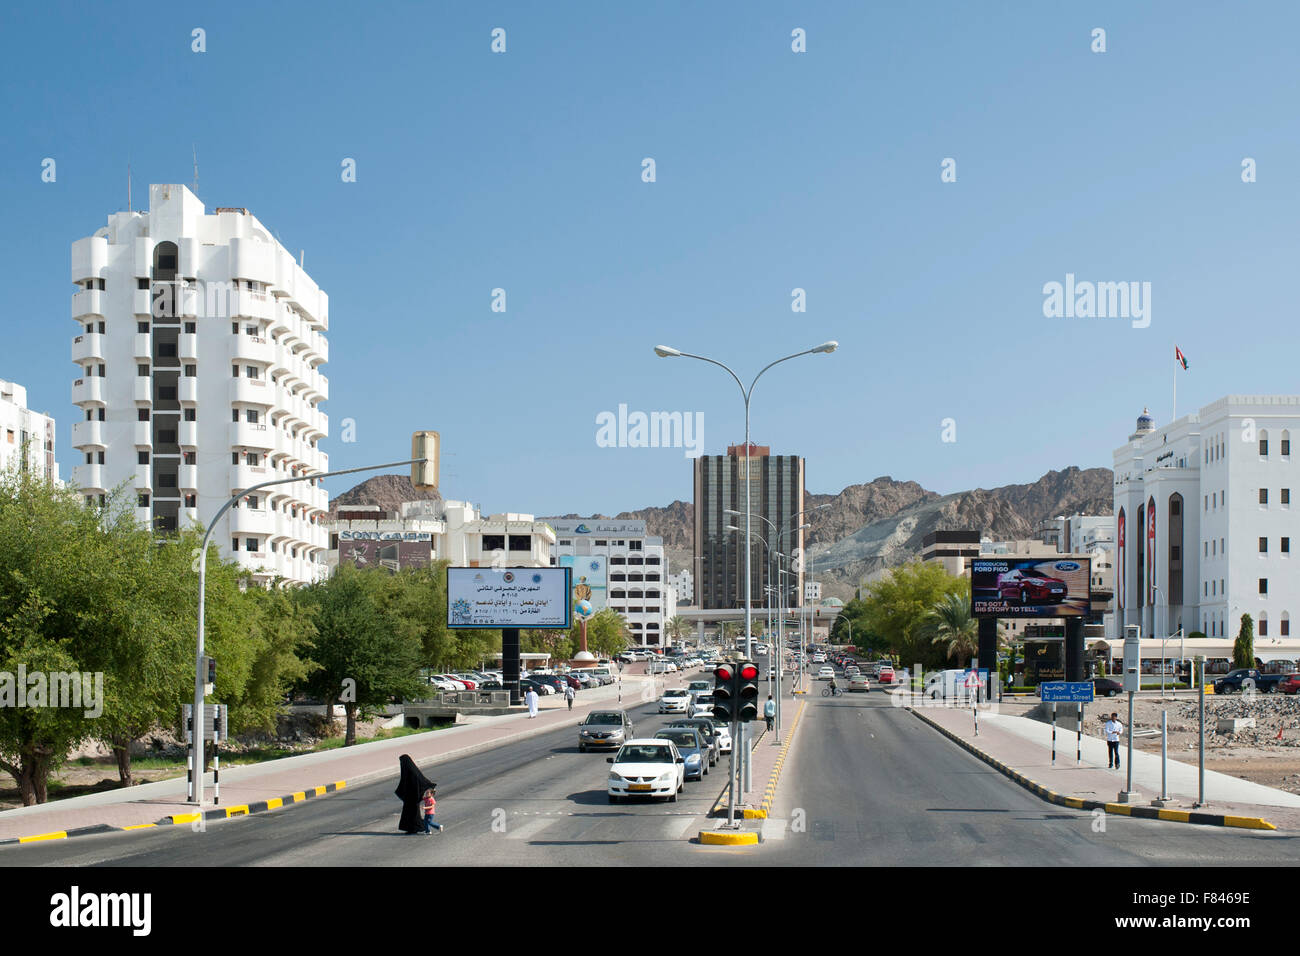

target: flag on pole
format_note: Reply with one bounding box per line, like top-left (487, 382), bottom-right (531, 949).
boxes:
top-left (1175, 346), bottom-right (1189, 370)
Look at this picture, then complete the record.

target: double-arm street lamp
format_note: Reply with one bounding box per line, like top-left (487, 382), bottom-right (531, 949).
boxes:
top-left (654, 342), bottom-right (838, 662)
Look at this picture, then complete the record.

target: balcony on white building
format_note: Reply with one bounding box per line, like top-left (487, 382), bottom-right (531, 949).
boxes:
top-left (179, 333), bottom-right (198, 361)
top-left (71, 377), bottom-right (104, 406)
top-left (71, 420), bottom-right (105, 448)
top-left (71, 333), bottom-right (105, 364)
top-left (71, 289), bottom-right (104, 320)
top-left (133, 333), bottom-right (152, 360)
top-left (232, 463), bottom-right (271, 491)
top-left (133, 464), bottom-right (151, 489)
top-left (232, 334), bottom-right (275, 365)
top-left (178, 420), bottom-right (198, 447)
top-left (230, 421), bottom-right (274, 450)
top-left (132, 288), bottom-right (152, 316)
top-left (133, 377), bottom-right (152, 403)
top-left (72, 464), bottom-right (105, 491)
top-left (179, 377), bottom-right (198, 404)
top-left (230, 377), bottom-right (272, 406)
top-left (133, 421), bottom-right (152, 446)
top-left (178, 464), bottom-right (199, 490)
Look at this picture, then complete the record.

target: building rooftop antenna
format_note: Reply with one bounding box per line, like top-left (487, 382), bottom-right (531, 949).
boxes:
top-left (127, 162), bottom-right (132, 212)
top-left (192, 145), bottom-right (199, 196)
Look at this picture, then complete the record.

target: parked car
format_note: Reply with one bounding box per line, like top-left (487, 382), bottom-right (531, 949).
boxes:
top-left (1093, 677), bottom-right (1123, 698)
top-left (1214, 669), bottom-right (1286, 695)
top-left (519, 678), bottom-right (552, 696)
top-left (607, 739), bottom-right (685, 803)
top-left (654, 727), bottom-right (708, 780)
top-left (1279, 674), bottom-right (1300, 695)
top-left (578, 710), bottom-right (635, 752)
top-left (427, 675), bottom-right (459, 692)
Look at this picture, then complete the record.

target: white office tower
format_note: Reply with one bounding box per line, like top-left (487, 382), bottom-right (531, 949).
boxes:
top-left (0, 379), bottom-right (59, 482)
top-left (69, 184), bottom-right (329, 585)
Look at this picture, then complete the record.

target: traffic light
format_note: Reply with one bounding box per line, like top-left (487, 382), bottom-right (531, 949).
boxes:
top-left (411, 431), bottom-right (440, 490)
top-left (206, 656), bottom-right (216, 684)
top-left (737, 660), bottom-right (760, 721)
top-left (712, 662), bottom-right (736, 723)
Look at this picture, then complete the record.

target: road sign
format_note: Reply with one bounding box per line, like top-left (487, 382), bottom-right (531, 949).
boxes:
top-left (964, 670), bottom-right (980, 688)
top-left (182, 703), bottom-right (228, 742)
top-left (1040, 681), bottom-right (1095, 702)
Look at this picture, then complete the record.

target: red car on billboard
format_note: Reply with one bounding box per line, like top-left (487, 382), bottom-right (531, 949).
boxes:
top-left (996, 568), bottom-right (1068, 605)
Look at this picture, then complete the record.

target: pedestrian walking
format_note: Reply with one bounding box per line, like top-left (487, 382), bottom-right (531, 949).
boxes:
top-left (526, 687), bottom-right (539, 718)
top-left (565, 682), bottom-right (575, 711)
top-left (421, 786), bottom-right (443, 834)
top-left (764, 694), bottom-right (776, 731)
top-left (1104, 712), bottom-right (1123, 769)
top-left (394, 754), bottom-right (437, 834)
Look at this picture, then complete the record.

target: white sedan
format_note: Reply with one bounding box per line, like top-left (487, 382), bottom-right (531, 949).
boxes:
top-left (818, 666), bottom-right (835, 680)
top-left (659, 689), bottom-right (692, 714)
top-left (713, 722), bottom-right (733, 754)
top-left (607, 739), bottom-right (685, 803)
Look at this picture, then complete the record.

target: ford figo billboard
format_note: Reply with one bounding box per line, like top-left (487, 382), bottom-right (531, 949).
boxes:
top-left (971, 557), bottom-right (1090, 618)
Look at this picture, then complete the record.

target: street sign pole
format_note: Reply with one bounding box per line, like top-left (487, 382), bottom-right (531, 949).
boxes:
top-left (1118, 625), bottom-right (1141, 803)
top-left (1076, 702), bottom-right (1082, 764)
top-left (1196, 655), bottom-right (1206, 807)
top-left (1051, 703), bottom-right (1057, 764)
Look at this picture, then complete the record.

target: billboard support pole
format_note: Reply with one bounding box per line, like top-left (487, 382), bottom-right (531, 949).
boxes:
top-left (1051, 703), bottom-right (1056, 764)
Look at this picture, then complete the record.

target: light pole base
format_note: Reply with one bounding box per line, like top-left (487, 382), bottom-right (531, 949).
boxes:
top-left (1151, 797), bottom-right (1171, 808)
top-left (1116, 790), bottom-right (1141, 804)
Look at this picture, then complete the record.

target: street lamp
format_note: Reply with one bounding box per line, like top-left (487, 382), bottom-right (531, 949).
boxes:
top-left (655, 342), bottom-right (837, 664)
top-left (190, 451), bottom-right (430, 806)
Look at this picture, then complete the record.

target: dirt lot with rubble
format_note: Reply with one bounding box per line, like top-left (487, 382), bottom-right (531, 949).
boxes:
top-left (1005, 692), bottom-right (1300, 796)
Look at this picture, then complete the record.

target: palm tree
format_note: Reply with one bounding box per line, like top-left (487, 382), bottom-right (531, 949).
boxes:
top-left (920, 592), bottom-right (979, 666)
top-left (666, 615), bottom-right (689, 644)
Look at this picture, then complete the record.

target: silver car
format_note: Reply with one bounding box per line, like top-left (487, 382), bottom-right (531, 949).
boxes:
top-left (578, 710), bottom-right (634, 752)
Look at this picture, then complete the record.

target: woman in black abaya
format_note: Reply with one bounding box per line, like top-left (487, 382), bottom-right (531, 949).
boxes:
top-left (394, 754), bottom-right (437, 834)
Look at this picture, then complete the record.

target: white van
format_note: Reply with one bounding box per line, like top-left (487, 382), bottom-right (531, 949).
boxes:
top-left (925, 669), bottom-right (983, 700)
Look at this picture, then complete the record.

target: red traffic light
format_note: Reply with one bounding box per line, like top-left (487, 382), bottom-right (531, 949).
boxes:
top-left (714, 664), bottom-right (735, 682)
top-left (739, 662), bottom-right (759, 681)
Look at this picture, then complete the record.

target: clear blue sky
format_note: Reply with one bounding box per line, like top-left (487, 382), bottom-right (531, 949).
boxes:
top-left (3, 1), bottom-right (1297, 515)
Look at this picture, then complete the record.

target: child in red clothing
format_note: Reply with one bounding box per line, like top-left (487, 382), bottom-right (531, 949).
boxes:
top-left (421, 787), bottom-right (443, 834)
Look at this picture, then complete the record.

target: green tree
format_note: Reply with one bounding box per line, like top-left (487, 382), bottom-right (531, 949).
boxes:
top-left (297, 565), bottom-right (425, 745)
top-left (858, 561), bottom-right (967, 670)
top-left (918, 592), bottom-right (979, 666)
top-left (1233, 613), bottom-right (1255, 670)
top-left (582, 608), bottom-right (629, 658)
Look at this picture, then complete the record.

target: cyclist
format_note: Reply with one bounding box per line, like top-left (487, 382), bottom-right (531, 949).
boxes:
top-left (827, 675), bottom-right (840, 697)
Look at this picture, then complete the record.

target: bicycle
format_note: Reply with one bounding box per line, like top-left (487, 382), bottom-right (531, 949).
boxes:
top-left (821, 685), bottom-right (843, 698)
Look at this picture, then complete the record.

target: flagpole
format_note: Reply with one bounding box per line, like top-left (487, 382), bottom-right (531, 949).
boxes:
top-left (1172, 347), bottom-right (1177, 423)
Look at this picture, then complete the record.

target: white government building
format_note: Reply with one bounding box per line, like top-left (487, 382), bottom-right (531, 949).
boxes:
top-left (0, 379), bottom-right (59, 482)
top-left (1113, 396), bottom-right (1300, 648)
top-left (69, 184), bottom-right (329, 585)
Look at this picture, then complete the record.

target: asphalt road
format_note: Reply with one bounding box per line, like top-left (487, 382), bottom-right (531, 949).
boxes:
top-left (5, 659), bottom-right (1296, 866)
top-left (0, 676), bottom-right (768, 868)
top-left (761, 677), bottom-right (1300, 865)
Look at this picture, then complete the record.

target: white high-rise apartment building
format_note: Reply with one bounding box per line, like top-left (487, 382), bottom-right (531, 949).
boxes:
top-left (69, 184), bottom-right (329, 585)
top-left (1114, 397), bottom-right (1300, 643)
top-left (0, 379), bottom-right (59, 482)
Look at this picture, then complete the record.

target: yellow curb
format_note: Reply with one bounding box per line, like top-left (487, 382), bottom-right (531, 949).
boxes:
top-left (121, 823), bottom-right (156, 831)
top-left (313, 785), bottom-right (326, 796)
top-left (291, 791), bottom-right (306, 802)
top-left (698, 829), bottom-right (759, 845)
top-left (1157, 809), bottom-right (1190, 823)
top-left (170, 812), bottom-right (201, 825)
top-left (266, 797), bottom-right (283, 810)
top-left (1223, 815), bottom-right (1277, 831)
top-left (18, 830), bottom-right (66, 843)
top-left (224, 805), bottom-right (249, 818)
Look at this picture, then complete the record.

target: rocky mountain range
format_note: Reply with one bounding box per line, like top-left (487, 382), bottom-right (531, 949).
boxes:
top-left (331, 466), bottom-right (1114, 603)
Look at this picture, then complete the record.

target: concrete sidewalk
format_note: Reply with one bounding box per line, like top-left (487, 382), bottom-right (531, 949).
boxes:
top-left (907, 696), bottom-right (1300, 830)
top-left (0, 672), bottom-right (688, 845)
